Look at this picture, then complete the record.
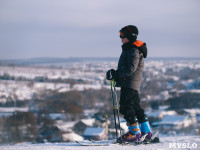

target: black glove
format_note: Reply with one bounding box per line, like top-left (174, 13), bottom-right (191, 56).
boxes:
top-left (106, 69), bottom-right (118, 80)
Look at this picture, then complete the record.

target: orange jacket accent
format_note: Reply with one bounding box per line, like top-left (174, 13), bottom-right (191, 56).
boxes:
top-left (133, 40), bottom-right (144, 47)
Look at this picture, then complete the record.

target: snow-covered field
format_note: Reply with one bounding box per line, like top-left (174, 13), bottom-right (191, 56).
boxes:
top-left (1, 136), bottom-right (200, 150)
top-left (1, 59), bottom-right (200, 103)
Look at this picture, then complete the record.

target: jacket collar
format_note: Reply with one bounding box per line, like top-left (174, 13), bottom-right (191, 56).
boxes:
top-left (121, 41), bottom-right (135, 51)
top-left (121, 40), bottom-right (148, 58)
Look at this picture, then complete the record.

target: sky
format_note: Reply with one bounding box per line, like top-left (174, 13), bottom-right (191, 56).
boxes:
top-left (0, 0), bottom-right (200, 59)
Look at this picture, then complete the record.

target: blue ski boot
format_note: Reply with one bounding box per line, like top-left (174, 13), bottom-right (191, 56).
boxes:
top-left (117, 120), bottom-right (141, 143)
top-left (139, 115), bottom-right (158, 143)
top-left (140, 120), bottom-right (152, 141)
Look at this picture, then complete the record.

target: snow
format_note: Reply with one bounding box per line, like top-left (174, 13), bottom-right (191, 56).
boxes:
top-left (62, 132), bottom-right (84, 142)
top-left (0, 80), bottom-right (71, 102)
top-left (72, 84), bottom-right (102, 91)
top-left (1, 58), bottom-right (199, 104)
top-left (83, 109), bottom-right (98, 117)
top-left (177, 89), bottom-right (200, 94)
top-left (56, 121), bottom-right (77, 132)
top-left (1, 59), bottom-right (200, 149)
top-left (184, 109), bottom-right (200, 114)
top-left (80, 119), bottom-right (95, 126)
top-left (0, 107), bottom-right (29, 113)
top-left (1, 136), bottom-right (200, 150)
top-left (160, 110), bottom-right (177, 117)
top-left (147, 110), bottom-right (177, 119)
top-left (58, 88), bottom-right (70, 93)
top-left (187, 89), bottom-right (200, 93)
top-left (120, 122), bottom-right (128, 133)
top-left (159, 105), bottom-right (169, 111)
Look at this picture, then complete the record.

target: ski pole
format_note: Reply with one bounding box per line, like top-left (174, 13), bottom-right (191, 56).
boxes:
top-left (112, 79), bottom-right (123, 141)
top-left (110, 80), bottom-right (118, 138)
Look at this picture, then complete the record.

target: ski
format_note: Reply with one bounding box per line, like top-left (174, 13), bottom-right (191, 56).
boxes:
top-left (75, 141), bottom-right (110, 146)
top-left (76, 132), bottom-right (159, 146)
top-left (76, 138), bottom-right (159, 146)
top-left (148, 131), bottom-right (159, 142)
top-left (76, 131), bottom-right (159, 146)
top-left (115, 133), bottom-right (148, 145)
top-left (117, 132), bottom-right (160, 146)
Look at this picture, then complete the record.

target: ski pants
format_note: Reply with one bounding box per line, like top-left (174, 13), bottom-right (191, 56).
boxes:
top-left (119, 87), bottom-right (145, 124)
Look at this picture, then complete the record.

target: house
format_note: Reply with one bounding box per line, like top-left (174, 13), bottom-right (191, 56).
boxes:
top-left (55, 120), bottom-right (84, 142)
top-left (152, 115), bottom-right (192, 129)
top-left (73, 118), bottom-right (95, 135)
top-left (83, 127), bottom-right (106, 140)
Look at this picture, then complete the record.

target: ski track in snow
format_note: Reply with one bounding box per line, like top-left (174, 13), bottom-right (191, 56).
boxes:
top-left (1, 136), bottom-right (200, 150)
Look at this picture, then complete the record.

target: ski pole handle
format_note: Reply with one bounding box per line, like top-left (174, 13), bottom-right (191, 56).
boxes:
top-left (112, 79), bottom-right (116, 87)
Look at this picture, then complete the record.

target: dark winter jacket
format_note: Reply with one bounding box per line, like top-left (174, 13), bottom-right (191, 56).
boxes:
top-left (117, 40), bottom-right (147, 92)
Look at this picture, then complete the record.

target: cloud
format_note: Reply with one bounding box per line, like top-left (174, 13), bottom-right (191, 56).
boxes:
top-left (0, 0), bottom-right (200, 59)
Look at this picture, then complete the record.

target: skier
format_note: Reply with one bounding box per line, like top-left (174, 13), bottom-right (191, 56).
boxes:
top-left (106, 25), bottom-right (152, 143)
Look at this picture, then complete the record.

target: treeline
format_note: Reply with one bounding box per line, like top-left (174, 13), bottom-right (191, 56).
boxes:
top-left (148, 92), bottom-right (200, 111)
top-left (166, 92), bottom-right (200, 110)
top-left (34, 88), bottom-right (112, 114)
top-left (0, 100), bottom-right (29, 107)
top-left (165, 67), bottom-right (200, 80)
top-left (0, 73), bottom-right (89, 85)
top-left (0, 88), bottom-right (114, 116)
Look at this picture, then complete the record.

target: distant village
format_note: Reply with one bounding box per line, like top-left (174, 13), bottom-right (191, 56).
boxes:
top-left (0, 58), bottom-right (200, 144)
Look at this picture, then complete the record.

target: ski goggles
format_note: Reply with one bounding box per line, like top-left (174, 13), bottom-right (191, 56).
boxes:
top-left (120, 32), bottom-right (126, 38)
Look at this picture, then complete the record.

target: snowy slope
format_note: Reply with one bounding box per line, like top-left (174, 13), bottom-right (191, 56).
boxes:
top-left (1, 136), bottom-right (200, 150)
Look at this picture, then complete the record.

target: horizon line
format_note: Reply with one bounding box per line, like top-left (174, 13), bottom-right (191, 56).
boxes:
top-left (1, 56), bottom-right (200, 61)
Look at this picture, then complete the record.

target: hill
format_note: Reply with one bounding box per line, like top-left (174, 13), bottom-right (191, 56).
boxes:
top-left (1, 135), bottom-right (199, 150)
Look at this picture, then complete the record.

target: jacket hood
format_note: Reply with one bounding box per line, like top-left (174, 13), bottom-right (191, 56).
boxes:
top-left (133, 40), bottom-right (148, 58)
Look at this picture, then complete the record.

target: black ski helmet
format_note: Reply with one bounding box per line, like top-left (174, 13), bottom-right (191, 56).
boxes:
top-left (120, 25), bottom-right (138, 41)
